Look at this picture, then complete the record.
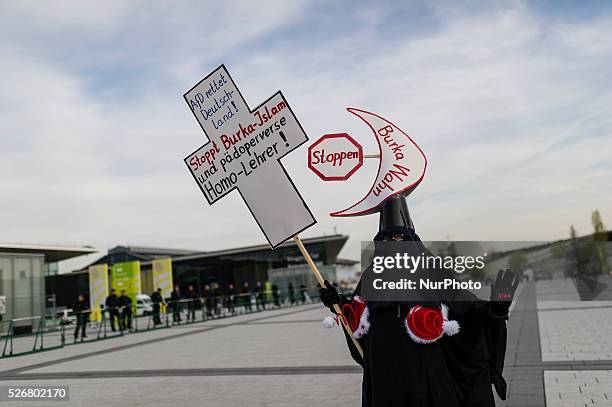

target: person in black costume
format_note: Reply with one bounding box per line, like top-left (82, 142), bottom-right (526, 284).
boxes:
top-left (320, 195), bottom-right (519, 407)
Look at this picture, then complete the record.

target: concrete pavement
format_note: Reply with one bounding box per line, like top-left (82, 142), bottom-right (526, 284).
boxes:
top-left (2, 280), bottom-right (612, 406)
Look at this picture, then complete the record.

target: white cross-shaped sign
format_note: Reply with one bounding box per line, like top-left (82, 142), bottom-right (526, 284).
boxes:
top-left (183, 65), bottom-right (316, 248)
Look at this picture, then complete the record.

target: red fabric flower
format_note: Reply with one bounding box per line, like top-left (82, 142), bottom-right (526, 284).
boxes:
top-left (341, 298), bottom-right (367, 331)
top-left (406, 305), bottom-right (444, 342)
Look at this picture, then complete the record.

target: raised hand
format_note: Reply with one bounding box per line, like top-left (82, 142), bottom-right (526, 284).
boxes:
top-left (490, 269), bottom-right (520, 317)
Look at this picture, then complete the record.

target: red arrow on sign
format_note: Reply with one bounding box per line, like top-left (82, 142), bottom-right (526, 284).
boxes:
top-left (308, 133), bottom-right (363, 181)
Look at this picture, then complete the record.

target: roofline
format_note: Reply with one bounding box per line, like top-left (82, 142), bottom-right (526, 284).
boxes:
top-left (113, 245), bottom-right (203, 255)
top-left (62, 234), bottom-right (349, 274)
top-left (0, 252), bottom-right (45, 258)
top-left (336, 258), bottom-right (359, 265)
top-left (139, 234), bottom-right (349, 266)
top-left (0, 242), bottom-right (97, 254)
top-left (0, 242), bottom-right (97, 263)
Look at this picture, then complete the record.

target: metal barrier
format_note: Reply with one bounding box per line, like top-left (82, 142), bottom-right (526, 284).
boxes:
top-left (1, 315), bottom-right (65, 357)
top-left (0, 288), bottom-right (322, 358)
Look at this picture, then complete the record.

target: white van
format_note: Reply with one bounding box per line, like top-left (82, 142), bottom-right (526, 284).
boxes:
top-left (0, 295), bottom-right (6, 320)
top-left (135, 294), bottom-right (154, 317)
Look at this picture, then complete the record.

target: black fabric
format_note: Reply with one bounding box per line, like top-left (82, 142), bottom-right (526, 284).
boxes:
top-left (376, 195), bottom-right (414, 240)
top-left (151, 291), bottom-right (163, 325)
top-left (73, 299), bottom-right (89, 339)
top-left (489, 269), bottom-right (520, 318)
top-left (170, 290), bottom-right (182, 322)
top-left (118, 294), bottom-right (132, 310)
top-left (320, 280), bottom-right (341, 311)
top-left (105, 293), bottom-right (120, 331)
top-left (339, 232), bottom-right (508, 406)
top-left (105, 293), bottom-right (119, 307)
top-left (151, 291), bottom-right (163, 304)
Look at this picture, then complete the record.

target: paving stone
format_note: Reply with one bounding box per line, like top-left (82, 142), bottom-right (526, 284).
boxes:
top-left (1, 280), bottom-right (611, 406)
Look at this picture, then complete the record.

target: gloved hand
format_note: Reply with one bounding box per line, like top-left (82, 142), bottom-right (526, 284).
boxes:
top-left (490, 269), bottom-right (520, 318)
top-left (319, 280), bottom-right (341, 312)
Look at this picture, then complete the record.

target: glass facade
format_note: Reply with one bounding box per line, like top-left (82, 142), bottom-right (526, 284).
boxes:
top-left (44, 261), bottom-right (59, 276)
top-left (141, 242), bottom-right (331, 296)
top-left (268, 264), bottom-right (338, 295)
top-left (45, 236), bottom-right (351, 307)
top-left (0, 253), bottom-right (45, 332)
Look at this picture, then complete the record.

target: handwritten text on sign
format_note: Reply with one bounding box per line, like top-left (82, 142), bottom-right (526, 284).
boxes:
top-left (183, 65), bottom-right (315, 248)
top-left (330, 108), bottom-right (427, 217)
top-left (308, 133), bottom-right (363, 181)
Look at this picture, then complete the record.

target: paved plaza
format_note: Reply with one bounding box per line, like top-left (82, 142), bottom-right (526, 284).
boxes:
top-left (499, 279), bottom-right (612, 407)
top-left (1, 279), bottom-right (612, 406)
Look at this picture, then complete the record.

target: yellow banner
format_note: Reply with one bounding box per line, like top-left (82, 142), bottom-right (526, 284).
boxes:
top-left (88, 264), bottom-right (109, 322)
top-left (152, 258), bottom-right (173, 299)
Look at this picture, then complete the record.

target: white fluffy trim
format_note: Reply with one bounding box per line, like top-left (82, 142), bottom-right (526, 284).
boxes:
top-left (353, 306), bottom-right (370, 339)
top-left (441, 303), bottom-right (460, 336)
top-left (404, 317), bottom-right (442, 344)
top-left (404, 303), bottom-right (460, 344)
top-left (441, 303), bottom-right (450, 319)
top-left (322, 315), bottom-right (336, 329)
top-left (353, 295), bottom-right (366, 304)
top-left (443, 320), bottom-right (460, 336)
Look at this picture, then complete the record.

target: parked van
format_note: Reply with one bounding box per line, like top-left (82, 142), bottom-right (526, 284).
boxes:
top-left (135, 294), bottom-right (153, 316)
top-left (0, 295), bottom-right (6, 321)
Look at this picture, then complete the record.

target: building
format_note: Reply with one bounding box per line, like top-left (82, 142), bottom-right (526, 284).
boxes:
top-left (45, 234), bottom-right (357, 308)
top-left (0, 243), bottom-right (96, 333)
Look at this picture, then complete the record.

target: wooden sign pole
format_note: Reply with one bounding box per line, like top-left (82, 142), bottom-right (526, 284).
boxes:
top-left (293, 235), bottom-right (364, 358)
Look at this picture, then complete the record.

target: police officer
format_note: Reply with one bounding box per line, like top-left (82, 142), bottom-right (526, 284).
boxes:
top-left (118, 290), bottom-right (132, 331)
top-left (186, 285), bottom-right (197, 321)
top-left (73, 293), bottom-right (89, 341)
top-left (241, 282), bottom-right (252, 313)
top-left (105, 289), bottom-right (120, 332)
top-left (226, 283), bottom-right (237, 315)
top-left (170, 285), bottom-right (182, 323)
top-left (151, 288), bottom-right (164, 325)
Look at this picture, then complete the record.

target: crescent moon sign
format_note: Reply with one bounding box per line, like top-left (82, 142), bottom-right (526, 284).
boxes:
top-left (330, 108), bottom-right (427, 217)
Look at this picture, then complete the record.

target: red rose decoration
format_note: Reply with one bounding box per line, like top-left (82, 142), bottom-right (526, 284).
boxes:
top-left (405, 305), bottom-right (444, 343)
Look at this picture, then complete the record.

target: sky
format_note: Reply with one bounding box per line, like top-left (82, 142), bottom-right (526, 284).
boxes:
top-left (1, 0), bottom-right (611, 272)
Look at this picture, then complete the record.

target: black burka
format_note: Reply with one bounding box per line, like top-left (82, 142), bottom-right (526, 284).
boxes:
top-left (342, 237), bottom-right (508, 406)
top-left (343, 291), bottom-right (507, 406)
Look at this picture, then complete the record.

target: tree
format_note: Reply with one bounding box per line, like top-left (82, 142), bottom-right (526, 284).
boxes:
top-left (508, 251), bottom-right (528, 275)
top-left (592, 211), bottom-right (605, 236)
top-left (591, 210), bottom-right (607, 274)
top-left (570, 225), bottom-right (577, 241)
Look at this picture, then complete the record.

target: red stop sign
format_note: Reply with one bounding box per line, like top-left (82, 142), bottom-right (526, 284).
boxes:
top-left (308, 133), bottom-right (363, 181)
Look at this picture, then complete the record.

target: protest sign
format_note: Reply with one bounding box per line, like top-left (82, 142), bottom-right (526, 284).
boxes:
top-left (183, 65), bottom-right (316, 248)
top-left (182, 66), bottom-right (361, 357)
top-left (331, 108), bottom-right (427, 217)
top-left (308, 133), bottom-right (363, 181)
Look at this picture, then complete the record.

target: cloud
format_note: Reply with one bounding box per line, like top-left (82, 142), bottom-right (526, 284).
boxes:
top-left (0, 1), bottom-right (611, 273)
